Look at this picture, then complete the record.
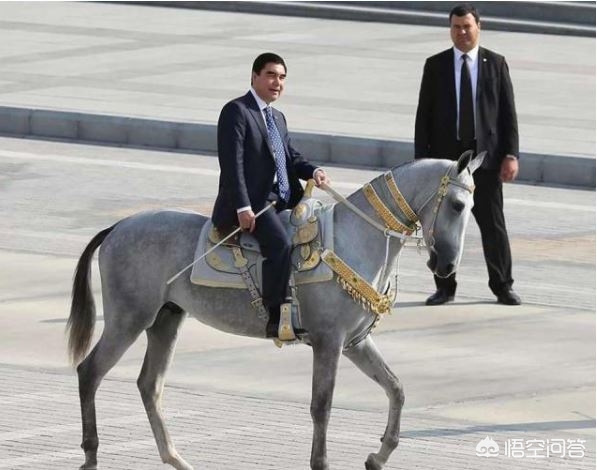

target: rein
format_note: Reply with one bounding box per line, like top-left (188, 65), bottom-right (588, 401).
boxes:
top-left (320, 182), bottom-right (413, 241)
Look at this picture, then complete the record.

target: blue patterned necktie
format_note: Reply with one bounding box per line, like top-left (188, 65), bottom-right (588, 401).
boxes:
top-left (264, 106), bottom-right (290, 202)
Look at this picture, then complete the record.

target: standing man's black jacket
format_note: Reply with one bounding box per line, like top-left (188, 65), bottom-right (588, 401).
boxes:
top-left (415, 47), bottom-right (518, 169)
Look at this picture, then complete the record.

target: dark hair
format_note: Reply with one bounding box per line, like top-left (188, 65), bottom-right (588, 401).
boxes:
top-left (449, 3), bottom-right (480, 23)
top-left (252, 52), bottom-right (287, 75)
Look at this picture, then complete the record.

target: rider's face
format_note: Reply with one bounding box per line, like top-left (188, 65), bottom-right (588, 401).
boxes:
top-left (252, 62), bottom-right (286, 104)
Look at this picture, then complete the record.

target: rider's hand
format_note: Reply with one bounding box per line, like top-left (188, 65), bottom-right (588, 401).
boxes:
top-left (313, 169), bottom-right (330, 187)
top-left (237, 209), bottom-right (256, 232)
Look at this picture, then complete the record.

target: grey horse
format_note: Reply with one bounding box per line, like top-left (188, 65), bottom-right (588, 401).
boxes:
top-left (67, 151), bottom-right (485, 470)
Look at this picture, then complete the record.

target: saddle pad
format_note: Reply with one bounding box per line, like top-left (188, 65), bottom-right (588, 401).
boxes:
top-left (190, 219), bottom-right (258, 288)
top-left (190, 204), bottom-right (334, 289)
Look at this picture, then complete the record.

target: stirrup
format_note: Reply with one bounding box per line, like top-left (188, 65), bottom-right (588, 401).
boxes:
top-left (277, 302), bottom-right (296, 341)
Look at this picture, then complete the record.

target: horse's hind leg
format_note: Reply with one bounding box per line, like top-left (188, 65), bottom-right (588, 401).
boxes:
top-left (343, 336), bottom-right (405, 470)
top-left (77, 326), bottom-right (143, 469)
top-left (137, 303), bottom-right (192, 470)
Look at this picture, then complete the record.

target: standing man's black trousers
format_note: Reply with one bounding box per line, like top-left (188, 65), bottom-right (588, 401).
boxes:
top-left (434, 168), bottom-right (514, 296)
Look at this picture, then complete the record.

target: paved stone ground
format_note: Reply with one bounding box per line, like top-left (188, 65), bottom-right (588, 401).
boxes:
top-left (0, 138), bottom-right (594, 470)
top-left (0, 365), bottom-right (594, 470)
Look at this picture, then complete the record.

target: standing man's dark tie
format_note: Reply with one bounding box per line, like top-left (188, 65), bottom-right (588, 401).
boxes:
top-left (459, 54), bottom-right (475, 147)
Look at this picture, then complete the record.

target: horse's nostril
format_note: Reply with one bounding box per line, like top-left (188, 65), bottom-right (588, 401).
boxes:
top-left (445, 263), bottom-right (455, 274)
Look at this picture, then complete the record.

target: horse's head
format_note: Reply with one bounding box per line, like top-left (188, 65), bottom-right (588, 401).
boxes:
top-left (416, 150), bottom-right (486, 278)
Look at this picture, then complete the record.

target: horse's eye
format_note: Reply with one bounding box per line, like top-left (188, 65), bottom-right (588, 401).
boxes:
top-left (453, 200), bottom-right (465, 213)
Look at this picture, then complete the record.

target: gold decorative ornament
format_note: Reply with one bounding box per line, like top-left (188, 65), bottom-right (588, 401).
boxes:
top-left (321, 249), bottom-right (393, 315)
top-left (206, 252), bottom-right (229, 272)
top-left (209, 226), bottom-right (238, 245)
top-left (300, 243), bottom-right (311, 260)
top-left (231, 246), bottom-right (248, 268)
top-left (299, 248), bottom-right (321, 271)
top-left (363, 183), bottom-right (414, 235)
top-left (384, 173), bottom-right (418, 225)
top-left (293, 219), bottom-right (318, 244)
top-left (292, 203), bottom-right (307, 220)
top-left (278, 303), bottom-right (296, 341)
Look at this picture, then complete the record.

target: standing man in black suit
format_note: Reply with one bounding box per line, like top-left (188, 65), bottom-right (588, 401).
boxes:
top-left (212, 52), bottom-right (330, 336)
top-left (414, 3), bottom-right (521, 306)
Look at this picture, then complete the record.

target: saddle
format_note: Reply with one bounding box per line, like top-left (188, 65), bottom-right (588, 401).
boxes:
top-left (191, 203), bottom-right (333, 287)
top-left (190, 185), bottom-right (334, 341)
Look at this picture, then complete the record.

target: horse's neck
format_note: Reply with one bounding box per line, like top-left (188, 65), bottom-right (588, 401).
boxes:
top-left (393, 160), bottom-right (446, 213)
top-left (332, 175), bottom-right (404, 289)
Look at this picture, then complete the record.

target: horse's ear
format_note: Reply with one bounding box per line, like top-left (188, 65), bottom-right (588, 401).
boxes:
top-left (456, 150), bottom-right (475, 174)
top-left (468, 151), bottom-right (486, 174)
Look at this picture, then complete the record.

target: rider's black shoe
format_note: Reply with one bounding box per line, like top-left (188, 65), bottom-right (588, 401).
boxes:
top-left (266, 305), bottom-right (281, 338)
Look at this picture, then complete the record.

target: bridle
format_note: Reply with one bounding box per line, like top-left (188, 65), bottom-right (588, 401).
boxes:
top-left (320, 164), bottom-right (473, 294)
top-left (323, 163), bottom-right (474, 245)
top-left (317, 164), bottom-right (475, 334)
top-left (416, 164), bottom-right (475, 250)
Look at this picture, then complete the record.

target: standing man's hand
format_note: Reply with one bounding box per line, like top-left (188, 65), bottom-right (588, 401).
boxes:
top-left (500, 156), bottom-right (519, 182)
top-left (238, 209), bottom-right (256, 232)
top-left (313, 169), bottom-right (330, 187)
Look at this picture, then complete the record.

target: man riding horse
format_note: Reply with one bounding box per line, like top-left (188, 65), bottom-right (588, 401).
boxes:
top-left (212, 52), bottom-right (330, 338)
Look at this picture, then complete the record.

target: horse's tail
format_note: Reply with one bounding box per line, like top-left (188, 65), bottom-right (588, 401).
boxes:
top-left (66, 225), bottom-right (116, 366)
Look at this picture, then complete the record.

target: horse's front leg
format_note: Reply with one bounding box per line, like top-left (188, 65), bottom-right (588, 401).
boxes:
top-left (310, 337), bottom-right (343, 470)
top-left (343, 335), bottom-right (405, 470)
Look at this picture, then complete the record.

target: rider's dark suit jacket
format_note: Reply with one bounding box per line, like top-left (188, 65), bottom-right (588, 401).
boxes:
top-left (414, 46), bottom-right (519, 296)
top-left (212, 91), bottom-right (317, 230)
top-left (212, 91), bottom-right (318, 309)
top-left (414, 46), bottom-right (518, 170)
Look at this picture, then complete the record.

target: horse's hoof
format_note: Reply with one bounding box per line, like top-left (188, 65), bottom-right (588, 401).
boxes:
top-left (365, 453), bottom-right (384, 470)
top-left (311, 457), bottom-right (329, 470)
top-left (165, 454), bottom-right (194, 470)
top-left (175, 462), bottom-right (193, 470)
top-left (79, 463), bottom-right (97, 470)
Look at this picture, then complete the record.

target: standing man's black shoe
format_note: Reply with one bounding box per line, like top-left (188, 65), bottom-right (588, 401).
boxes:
top-left (497, 288), bottom-right (521, 305)
top-left (425, 289), bottom-right (455, 306)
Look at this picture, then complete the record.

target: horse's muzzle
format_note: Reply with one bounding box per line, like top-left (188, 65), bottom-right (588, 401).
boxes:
top-left (435, 262), bottom-right (455, 278)
top-left (427, 252), bottom-right (455, 278)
